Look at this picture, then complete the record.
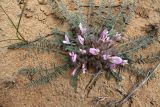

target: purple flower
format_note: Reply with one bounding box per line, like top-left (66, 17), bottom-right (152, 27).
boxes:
top-left (99, 29), bottom-right (111, 43)
top-left (121, 60), bottom-right (128, 66)
top-left (63, 34), bottom-right (71, 44)
top-left (110, 56), bottom-right (123, 64)
top-left (78, 35), bottom-right (84, 45)
top-left (112, 33), bottom-right (122, 42)
top-left (101, 28), bottom-right (109, 38)
top-left (79, 49), bottom-right (87, 54)
top-left (103, 54), bottom-right (111, 60)
top-left (79, 23), bottom-right (87, 35)
top-left (69, 52), bottom-right (77, 63)
top-left (82, 63), bottom-right (87, 74)
top-left (89, 48), bottom-right (100, 55)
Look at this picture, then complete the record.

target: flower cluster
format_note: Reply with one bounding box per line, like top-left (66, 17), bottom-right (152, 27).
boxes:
top-left (63, 23), bottom-right (128, 76)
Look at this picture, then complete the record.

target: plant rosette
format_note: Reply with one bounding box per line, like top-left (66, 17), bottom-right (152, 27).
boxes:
top-left (62, 23), bottom-right (128, 76)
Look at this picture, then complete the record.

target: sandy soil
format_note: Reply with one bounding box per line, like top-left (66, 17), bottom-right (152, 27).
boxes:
top-left (0, 0), bottom-right (160, 107)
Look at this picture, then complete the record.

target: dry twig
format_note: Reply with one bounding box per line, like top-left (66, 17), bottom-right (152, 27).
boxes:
top-left (105, 63), bottom-right (160, 107)
top-left (85, 71), bottom-right (103, 97)
top-left (116, 63), bottom-right (160, 106)
top-left (0, 4), bottom-right (27, 43)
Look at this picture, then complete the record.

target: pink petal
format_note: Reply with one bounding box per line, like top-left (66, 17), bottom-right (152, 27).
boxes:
top-left (69, 52), bottom-right (73, 56)
top-left (89, 48), bottom-right (100, 55)
top-left (69, 52), bottom-right (77, 63)
top-left (99, 29), bottom-right (112, 43)
top-left (101, 28), bottom-right (109, 38)
top-left (72, 54), bottom-right (77, 63)
top-left (71, 68), bottom-right (78, 76)
top-left (63, 34), bottom-right (71, 44)
top-left (65, 34), bottom-right (70, 42)
top-left (113, 33), bottom-right (122, 42)
top-left (121, 60), bottom-right (128, 66)
top-left (103, 54), bottom-right (111, 60)
top-left (82, 63), bottom-right (87, 74)
top-left (78, 35), bottom-right (84, 45)
top-left (79, 49), bottom-right (87, 54)
top-left (63, 41), bottom-right (70, 44)
top-left (110, 56), bottom-right (123, 64)
top-left (79, 23), bottom-right (87, 35)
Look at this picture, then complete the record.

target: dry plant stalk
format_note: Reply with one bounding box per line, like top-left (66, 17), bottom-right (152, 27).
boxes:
top-left (105, 63), bottom-right (160, 107)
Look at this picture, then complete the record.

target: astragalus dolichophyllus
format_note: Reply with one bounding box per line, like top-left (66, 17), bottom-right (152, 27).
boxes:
top-left (62, 23), bottom-right (128, 76)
